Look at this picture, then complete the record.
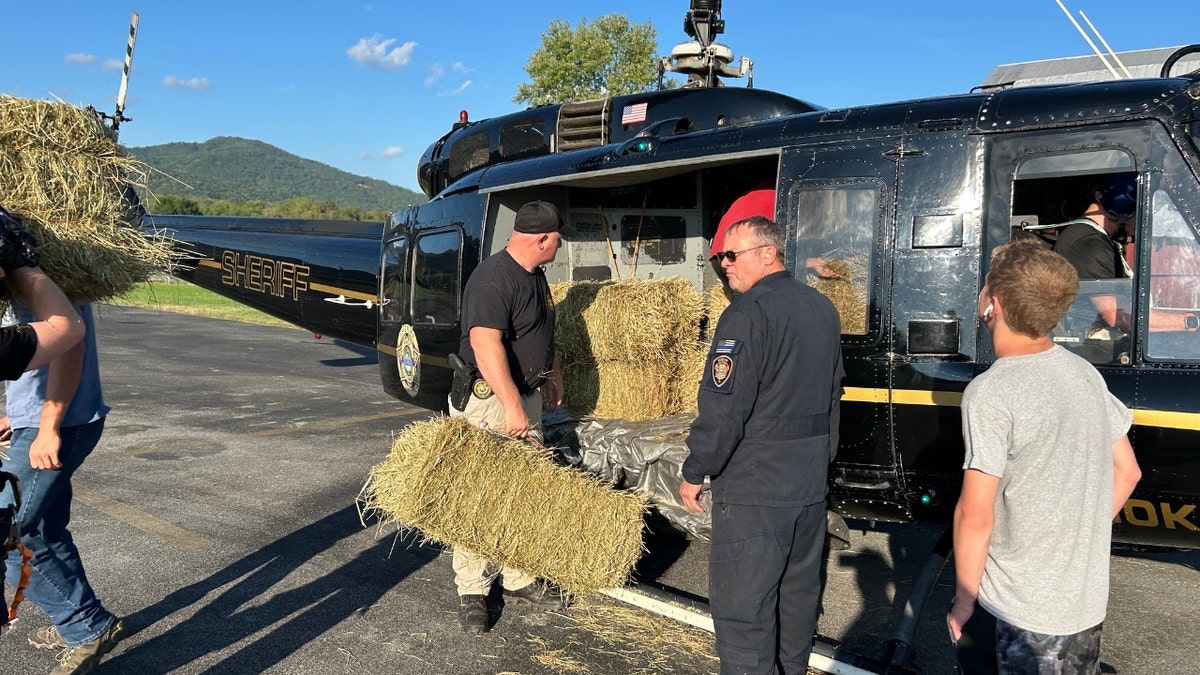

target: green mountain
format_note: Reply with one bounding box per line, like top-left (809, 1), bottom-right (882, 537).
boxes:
top-left (127, 137), bottom-right (425, 211)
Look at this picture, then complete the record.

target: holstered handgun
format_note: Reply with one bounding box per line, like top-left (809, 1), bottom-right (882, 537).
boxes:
top-left (448, 352), bottom-right (474, 412)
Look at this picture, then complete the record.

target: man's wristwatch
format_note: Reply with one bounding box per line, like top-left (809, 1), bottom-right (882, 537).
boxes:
top-left (1186, 311), bottom-right (1200, 331)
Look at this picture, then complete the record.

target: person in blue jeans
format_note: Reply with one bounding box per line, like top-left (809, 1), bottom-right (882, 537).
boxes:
top-left (1, 303), bottom-right (125, 675)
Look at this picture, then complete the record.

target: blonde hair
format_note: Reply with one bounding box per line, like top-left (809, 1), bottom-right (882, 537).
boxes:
top-left (986, 240), bottom-right (1079, 338)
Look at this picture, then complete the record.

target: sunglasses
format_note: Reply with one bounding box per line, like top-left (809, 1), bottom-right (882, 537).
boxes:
top-left (713, 244), bottom-right (769, 263)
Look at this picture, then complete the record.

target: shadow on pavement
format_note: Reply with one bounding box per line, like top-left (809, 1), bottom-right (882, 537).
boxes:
top-left (102, 504), bottom-right (436, 673)
top-left (318, 339), bottom-right (379, 368)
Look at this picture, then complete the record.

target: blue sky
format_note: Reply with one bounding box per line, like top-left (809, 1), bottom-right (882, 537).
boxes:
top-left (5, 1), bottom-right (1194, 195)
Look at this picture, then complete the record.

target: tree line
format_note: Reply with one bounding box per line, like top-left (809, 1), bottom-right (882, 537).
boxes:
top-left (147, 195), bottom-right (389, 222)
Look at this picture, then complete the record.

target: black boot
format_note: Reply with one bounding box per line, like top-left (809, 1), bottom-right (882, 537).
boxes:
top-left (502, 580), bottom-right (566, 610)
top-left (457, 594), bottom-right (489, 634)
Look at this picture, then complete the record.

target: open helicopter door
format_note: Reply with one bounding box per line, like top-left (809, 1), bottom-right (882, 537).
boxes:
top-left (777, 139), bottom-right (904, 521)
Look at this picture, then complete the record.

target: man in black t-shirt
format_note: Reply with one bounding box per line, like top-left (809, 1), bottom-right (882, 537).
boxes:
top-left (1052, 175), bottom-right (1134, 281)
top-left (1052, 175), bottom-right (1136, 338)
top-left (448, 200), bottom-right (574, 634)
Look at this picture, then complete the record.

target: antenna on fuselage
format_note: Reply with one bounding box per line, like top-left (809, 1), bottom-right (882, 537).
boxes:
top-left (1053, 0), bottom-right (1122, 79)
top-left (1077, 10), bottom-right (1133, 78)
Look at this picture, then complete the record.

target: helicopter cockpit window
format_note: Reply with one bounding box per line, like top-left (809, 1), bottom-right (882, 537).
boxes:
top-left (499, 117), bottom-right (547, 161)
top-left (411, 230), bottom-right (461, 325)
top-left (1146, 189), bottom-right (1200, 361)
top-left (789, 183), bottom-right (877, 335)
top-left (448, 129), bottom-right (490, 180)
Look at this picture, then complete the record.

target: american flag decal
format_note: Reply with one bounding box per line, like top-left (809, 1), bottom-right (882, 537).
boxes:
top-left (621, 102), bottom-right (648, 125)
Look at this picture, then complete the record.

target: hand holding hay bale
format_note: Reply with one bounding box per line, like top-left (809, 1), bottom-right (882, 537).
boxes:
top-left (359, 416), bottom-right (649, 596)
top-left (0, 95), bottom-right (175, 304)
top-left (808, 252), bottom-right (869, 335)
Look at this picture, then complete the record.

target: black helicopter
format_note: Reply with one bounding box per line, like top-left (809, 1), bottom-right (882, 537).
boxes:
top-left (146, 0), bottom-right (1200, 559)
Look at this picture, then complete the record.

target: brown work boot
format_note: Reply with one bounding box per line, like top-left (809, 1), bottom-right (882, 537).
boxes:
top-left (457, 594), bottom-right (489, 635)
top-left (51, 619), bottom-right (126, 675)
top-left (29, 625), bottom-right (68, 650)
top-left (502, 580), bottom-right (566, 610)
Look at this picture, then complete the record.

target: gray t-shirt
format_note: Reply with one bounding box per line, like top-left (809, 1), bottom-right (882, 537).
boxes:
top-left (961, 345), bottom-right (1132, 635)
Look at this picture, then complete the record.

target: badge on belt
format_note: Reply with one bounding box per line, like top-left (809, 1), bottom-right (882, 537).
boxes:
top-left (472, 379), bottom-right (494, 399)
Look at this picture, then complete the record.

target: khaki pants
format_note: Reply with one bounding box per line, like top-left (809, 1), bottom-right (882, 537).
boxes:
top-left (447, 388), bottom-right (543, 596)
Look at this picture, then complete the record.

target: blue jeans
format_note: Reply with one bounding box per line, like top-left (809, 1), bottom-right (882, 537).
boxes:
top-left (2, 418), bottom-right (117, 646)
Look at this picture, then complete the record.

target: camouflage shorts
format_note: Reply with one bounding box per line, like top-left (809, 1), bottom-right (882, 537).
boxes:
top-left (956, 602), bottom-right (1103, 674)
top-left (995, 617), bottom-right (1102, 675)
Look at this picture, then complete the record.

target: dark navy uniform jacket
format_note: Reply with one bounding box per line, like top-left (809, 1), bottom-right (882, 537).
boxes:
top-left (682, 271), bottom-right (844, 507)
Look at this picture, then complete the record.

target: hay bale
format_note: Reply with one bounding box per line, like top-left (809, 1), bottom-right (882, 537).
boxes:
top-left (808, 253), bottom-right (869, 335)
top-left (562, 360), bottom-right (681, 421)
top-left (0, 95), bottom-right (174, 304)
top-left (552, 278), bottom-right (704, 365)
top-left (550, 277), bottom-right (709, 420)
top-left (704, 282), bottom-right (733, 336)
top-left (359, 416), bottom-right (649, 595)
top-left (673, 340), bottom-right (709, 414)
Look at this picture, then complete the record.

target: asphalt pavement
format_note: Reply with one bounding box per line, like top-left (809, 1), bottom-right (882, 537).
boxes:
top-left (0, 306), bottom-right (1196, 674)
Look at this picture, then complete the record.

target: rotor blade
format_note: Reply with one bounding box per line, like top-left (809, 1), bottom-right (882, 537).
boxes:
top-left (116, 11), bottom-right (140, 117)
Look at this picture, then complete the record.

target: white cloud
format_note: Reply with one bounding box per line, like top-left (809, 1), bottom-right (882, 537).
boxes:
top-left (437, 80), bottom-right (472, 97)
top-left (162, 75), bottom-right (212, 92)
top-left (103, 58), bottom-right (126, 71)
top-left (425, 63), bottom-right (445, 86)
top-left (346, 35), bottom-right (417, 71)
top-left (360, 146), bottom-right (405, 160)
top-left (452, 61), bottom-right (470, 74)
top-left (64, 53), bottom-right (95, 65)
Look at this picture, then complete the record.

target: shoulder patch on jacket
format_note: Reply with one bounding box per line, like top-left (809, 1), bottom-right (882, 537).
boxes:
top-left (701, 338), bottom-right (742, 394)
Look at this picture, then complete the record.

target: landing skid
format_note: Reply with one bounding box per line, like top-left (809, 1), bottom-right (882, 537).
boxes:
top-left (603, 524), bottom-right (953, 674)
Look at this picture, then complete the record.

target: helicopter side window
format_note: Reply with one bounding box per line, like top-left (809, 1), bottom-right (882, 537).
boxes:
top-left (447, 129), bottom-right (490, 183)
top-left (788, 183), bottom-right (877, 335)
top-left (1146, 189), bottom-right (1200, 361)
top-left (381, 237), bottom-right (409, 324)
top-left (411, 230), bottom-right (462, 325)
top-left (499, 117), bottom-right (548, 161)
top-left (1009, 168), bottom-right (1136, 366)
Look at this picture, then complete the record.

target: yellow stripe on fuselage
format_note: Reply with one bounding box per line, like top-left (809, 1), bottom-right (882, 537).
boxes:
top-left (307, 282), bottom-right (376, 303)
top-left (841, 386), bottom-right (1199, 431)
top-left (376, 343), bottom-right (449, 368)
top-left (1131, 409), bottom-right (1200, 431)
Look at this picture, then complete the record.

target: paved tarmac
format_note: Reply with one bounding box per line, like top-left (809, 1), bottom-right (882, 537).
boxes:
top-left (1, 306), bottom-right (1196, 674)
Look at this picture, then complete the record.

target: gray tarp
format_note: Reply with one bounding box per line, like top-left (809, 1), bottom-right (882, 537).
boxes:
top-left (545, 409), bottom-right (712, 541)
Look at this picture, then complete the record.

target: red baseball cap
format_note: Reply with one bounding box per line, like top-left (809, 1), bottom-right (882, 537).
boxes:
top-left (710, 180), bottom-right (777, 258)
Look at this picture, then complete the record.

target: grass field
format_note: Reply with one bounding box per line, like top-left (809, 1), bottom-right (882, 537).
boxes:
top-left (111, 281), bottom-right (298, 328)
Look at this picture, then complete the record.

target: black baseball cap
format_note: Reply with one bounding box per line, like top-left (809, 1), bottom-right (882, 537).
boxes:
top-left (513, 201), bottom-right (575, 236)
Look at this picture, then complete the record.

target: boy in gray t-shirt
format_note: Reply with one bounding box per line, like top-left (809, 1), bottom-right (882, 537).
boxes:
top-left (948, 241), bottom-right (1142, 674)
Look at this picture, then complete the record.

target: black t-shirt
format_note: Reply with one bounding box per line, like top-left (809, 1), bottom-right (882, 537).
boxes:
top-left (1053, 220), bottom-right (1126, 279)
top-left (459, 250), bottom-right (555, 394)
top-left (0, 324), bottom-right (38, 381)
